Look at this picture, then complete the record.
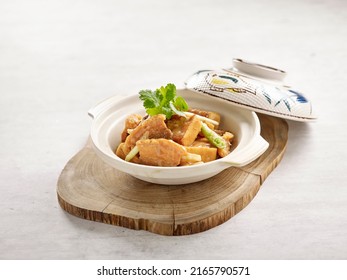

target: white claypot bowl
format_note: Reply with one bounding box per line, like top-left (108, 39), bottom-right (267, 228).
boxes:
top-left (88, 89), bottom-right (269, 185)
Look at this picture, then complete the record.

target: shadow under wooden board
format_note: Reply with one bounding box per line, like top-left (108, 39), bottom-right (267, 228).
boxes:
top-left (57, 114), bottom-right (288, 236)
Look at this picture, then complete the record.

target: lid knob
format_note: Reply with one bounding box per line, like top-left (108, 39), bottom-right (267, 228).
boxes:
top-left (232, 58), bottom-right (287, 82)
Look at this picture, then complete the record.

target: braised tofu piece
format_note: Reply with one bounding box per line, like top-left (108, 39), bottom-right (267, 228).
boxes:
top-left (186, 146), bottom-right (217, 162)
top-left (115, 142), bottom-right (126, 160)
top-left (166, 115), bottom-right (202, 146)
top-left (179, 152), bottom-right (203, 166)
top-left (190, 138), bottom-right (213, 148)
top-left (217, 131), bottom-right (234, 158)
top-left (121, 114), bottom-right (143, 142)
top-left (123, 114), bottom-right (172, 155)
top-left (136, 139), bottom-right (187, 167)
top-left (116, 142), bottom-right (141, 163)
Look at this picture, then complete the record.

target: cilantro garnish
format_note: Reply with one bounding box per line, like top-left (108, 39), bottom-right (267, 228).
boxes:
top-left (139, 83), bottom-right (188, 119)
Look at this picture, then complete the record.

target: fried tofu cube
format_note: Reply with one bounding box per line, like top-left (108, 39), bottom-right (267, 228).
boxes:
top-left (116, 142), bottom-right (141, 163)
top-left (166, 115), bottom-right (202, 146)
top-left (185, 146), bottom-right (217, 162)
top-left (115, 142), bottom-right (126, 160)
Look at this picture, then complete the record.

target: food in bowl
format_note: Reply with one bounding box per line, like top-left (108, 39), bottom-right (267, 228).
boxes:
top-left (88, 86), bottom-right (269, 185)
top-left (115, 84), bottom-right (235, 167)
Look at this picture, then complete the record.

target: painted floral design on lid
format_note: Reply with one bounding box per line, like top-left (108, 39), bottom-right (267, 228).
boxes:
top-left (185, 59), bottom-right (316, 122)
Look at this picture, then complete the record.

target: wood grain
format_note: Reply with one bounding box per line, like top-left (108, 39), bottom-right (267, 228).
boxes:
top-left (57, 114), bottom-right (288, 235)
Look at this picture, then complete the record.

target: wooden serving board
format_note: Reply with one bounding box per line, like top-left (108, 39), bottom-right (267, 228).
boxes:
top-left (57, 114), bottom-right (288, 235)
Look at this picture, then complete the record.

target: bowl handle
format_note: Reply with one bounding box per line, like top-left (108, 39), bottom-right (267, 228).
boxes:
top-left (88, 96), bottom-right (121, 119)
top-left (221, 136), bottom-right (269, 167)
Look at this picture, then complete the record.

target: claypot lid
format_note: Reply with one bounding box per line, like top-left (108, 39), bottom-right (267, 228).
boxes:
top-left (185, 58), bottom-right (316, 122)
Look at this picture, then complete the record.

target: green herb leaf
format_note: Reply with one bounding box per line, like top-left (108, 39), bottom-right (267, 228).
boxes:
top-left (173, 96), bottom-right (188, 111)
top-left (139, 83), bottom-right (188, 119)
top-left (139, 89), bottom-right (161, 109)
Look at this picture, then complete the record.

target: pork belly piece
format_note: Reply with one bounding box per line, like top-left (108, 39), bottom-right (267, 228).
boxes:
top-left (166, 115), bottom-right (202, 146)
top-left (136, 139), bottom-right (186, 167)
top-left (121, 114), bottom-right (143, 142)
top-left (123, 114), bottom-right (173, 155)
